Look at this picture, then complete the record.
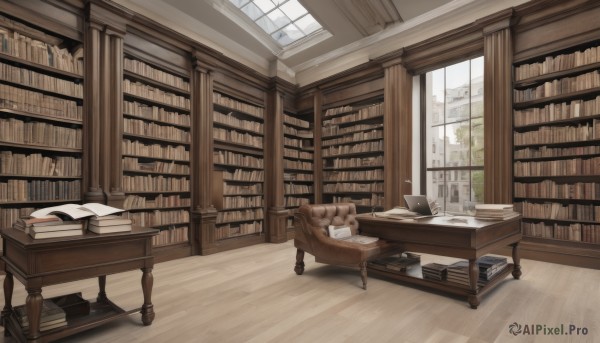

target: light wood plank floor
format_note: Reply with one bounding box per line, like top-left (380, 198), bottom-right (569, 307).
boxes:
top-left (1, 241), bottom-right (599, 343)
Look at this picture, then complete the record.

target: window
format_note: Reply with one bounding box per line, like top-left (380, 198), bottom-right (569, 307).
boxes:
top-left (424, 57), bottom-right (484, 213)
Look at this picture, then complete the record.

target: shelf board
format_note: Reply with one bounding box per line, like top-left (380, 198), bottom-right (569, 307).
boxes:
top-left (283, 120), bottom-right (311, 130)
top-left (285, 192), bottom-right (314, 196)
top-left (284, 179), bottom-right (314, 183)
top-left (323, 114), bottom-right (384, 128)
top-left (513, 197), bottom-right (600, 203)
top-left (123, 92), bottom-right (190, 113)
top-left (121, 154), bottom-right (190, 163)
top-left (0, 140), bottom-right (82, 153)
top-left (220, 206), bottom-right (264, 211)
top-left (214, 103), bottom-right (264, 122)
top-left (283, 155), bottom-right (313, 162)
top-left (521, 216), bottom-right (599, 225)
top-left (124, 190), bottom-right (190, 195)
top-left (0, 78), bottom-right (83, 101)
top-left (126, 205), bottom-right (190, 211)
top-left (322, 103), bottom-right (383, 120)
top-left (513, 87), bottom-right (600, 109)
top-left (216, 217), bottom-right (265, 225)
top-left (214, 162), bottom-right (263, 171)
top-left (0, 198), bottom-right (81, 205)
top-left (322, 125), bottom-right (383, 139)
top-left (123, 132), bottom-right (190, 146)
top-left (322, 136), bottom-right (383, 147)
top-left (213, 121), bottom-right (263, 136)
top-left (514, 61), bottom-right (600, 89)
top-left (214, 140), bottom-right (264, 156)
top-left (513, 152), bottom-right (600, 162)
top-left (514, 113), bottom-right (600, 130)
top-left (283, 131), bottom-right (313, 140)
top-left (322, 150), bottom-right (384, 159)
top-left (323, 191), bottom-right (384, 195)
top-left (513, 175), bottom-right (600, 182)
top-left (0, 52), bottom-right (84, 80)
top-left (123, 70), bottom-right (190, 96)
top-left (122, 112), bottom-right (190, 130)
top-left (223, 193), bottom-right (263, 196)
top-left (323, 165), bottom-right (384, 171)
top-left (122, 169), bottom-right (189, 176)
top-left (514, 138), bottom-right (600, 149)
top-left (149, 222), bottom-right (189, 229)
top-left (0, 107), bottom-right (82, 125)
top-left (522, 235), bottom-right (600, 247)
top-left (0, 174), bottom-right (81, 179)
top-left (222, 178), bottom-right (264, 183)
top-left (323, 178), bottom-right (384, 183)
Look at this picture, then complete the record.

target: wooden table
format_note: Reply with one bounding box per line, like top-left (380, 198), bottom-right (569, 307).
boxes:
top-left (0, 226), bottom-right (158, 342)
top-left (357, 214), bottom-right (522, 309)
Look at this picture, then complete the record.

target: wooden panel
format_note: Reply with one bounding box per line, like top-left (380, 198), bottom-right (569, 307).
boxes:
top-left (322, 77), bottom-right (384, 108)
top-left (124, 31), bottom-right (190, 77)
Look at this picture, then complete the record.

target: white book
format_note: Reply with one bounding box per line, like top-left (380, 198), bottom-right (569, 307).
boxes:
top-left (30, 203), bottom-right (124, 220)
top-left (88, 224), bottom-right (132, 234)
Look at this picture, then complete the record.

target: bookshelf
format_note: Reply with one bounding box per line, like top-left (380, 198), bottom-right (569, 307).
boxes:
top-left (321, 99), bottom-right (385, 213)
top-left (213, 91), bottom-right (265, 242)
top-left (283, 110), bottom-right (314, 234)
top-left (0, 14), bottom-right (83, 247)
top-left (121, 55), bottom-right (191, 252)
top-left (513, 42), bottom-right (600, 259)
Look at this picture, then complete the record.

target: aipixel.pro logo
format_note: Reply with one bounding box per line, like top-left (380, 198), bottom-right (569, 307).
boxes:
top-left (508, 322), bottom-right (588, 336)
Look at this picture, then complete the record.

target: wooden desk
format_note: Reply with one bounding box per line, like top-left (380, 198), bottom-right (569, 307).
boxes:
top-left (357, 214), bottom-right (522, 309)
top-left (0, 227), bottom-right (158, 342)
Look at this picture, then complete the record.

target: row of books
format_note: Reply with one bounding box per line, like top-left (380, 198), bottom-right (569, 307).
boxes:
top-left (124, 57), bottom-right (190, 91)
top-left (215, 221), bottom-right (262, 239)
top-left (514, 121), bottom-right (600, 146)
top-left (122, 157), bottom-right (190, 174)
top-left (123, 79), bottom-right (190, 109)
top-left (329, 156), bottom-right (383, 169)
top-left (322, 123), bottom-right (383, 138)
top-left (324, 169), bottom-right (383, 182)
top-left (513, 157), bottom-right (600, 176)
top-left (0, 179), bottom-right (80, 202)
top-left (323, 103), bottom-right (384, 125)
top-left (322, 130), bottom-right (383, 147)
top-left (213, 150), bottom-right (263, 168)
top-left (1, 84), bottom-right (82, 119)
top-left (324, 102), bottom-right (383, 119)
top-left (284, 184), bottom-right (312, 194)
top-left (214, 111), bottom-right (264, 134)
top-left (284, 172), bottom-right (313, 182)
top-left (124, 101), bottom-right (190, 126)
top-left (216, 208), bottom-right (264, 224)
top-left (122, 194), bottom-right (191, 209)
top-left (513, 96), bottom-right (600, 127)
top-left (514, 70), bottom-right (600, 102)
top-left (213, 127), bottom-right (263, 149)
top-left (324, 105), bottom-right (353, 117)
top-left (522, 222), bottom-right (600, 243)
top-left (514, 180), bottom-right (600, 199)
top-left (223, 169), bottom-right (264, 182)
top-left (283, 159), bottom-right (312, 171)
top-left (224, 183), bottom-right (263, 195)
top-left (0, 61), bottom-right (83, 97)
top-left (124, 118), bottom-right (190, 143)
top-left (515, 45), bottom-right (600, 81)
top-left (514, 201), bottom-right (600, 222)
top-left (284, 197), bottom-right (310, 207)
top-left (323, 182), bottom-right (384, 193)
top-left (0, 152), bottom-right (80, 177)
top-left (122, 175), bottom-right (189, 192)
top-left (283, 113), bottom-right (310, 128)
top-left (322, 140), bottom-right (383, 157)
top-left (213, 92), bottom-right (264, 119)
top-left (284, 136), bottom-right (307, 149)
top-left (0, 117), bottom-right (82, 149)
top-left (123, 139), bottom-right (190, 160)
top-left (124, 209), bottom-right (189, 227)
top-left (284, 148), bottom-right (313, 160)
top-left (152, 226), bottom-right (189, 246)
top-left (514, 145), bottom-right (600, 159)
top-left (283, 125), bottom-right (312, 138)
top-left (222, 196), bottom-right (263, 209)
top-left (333, 194), bottom-right (384, 207)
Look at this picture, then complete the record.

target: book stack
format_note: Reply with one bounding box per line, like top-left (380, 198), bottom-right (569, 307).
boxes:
top-left (475, 204), bottom-right (519, 220)
top-left (88, 215), bottom-right (132, 234)
top-left (446, 261), bottom-right (485, 287)
top-left (478, 256), bottom-right (508, 281)
top-left (14, 215), bottom-right (84, 239)
top-left (14, 299), bottom-right (67, 331)
top-left (368, 252), bottom-right (421, 272)
top-left (421, 263), bottom-right (448, 281)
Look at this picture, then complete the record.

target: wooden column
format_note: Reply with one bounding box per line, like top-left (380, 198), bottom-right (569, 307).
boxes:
top-left (107, 29), bottom-right (125, 207)
top-left (483, 13), bottom-right (513, 204)
top-left (265, 82), bottom-right (287, 243)
top-left (382, 54), bottom-right (412, 208)
top-left (312, 89), bottom-right (323, 204)
top-left (190, 54), bottom-right (218, 255)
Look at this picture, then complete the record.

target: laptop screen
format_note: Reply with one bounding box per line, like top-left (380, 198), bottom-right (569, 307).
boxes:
top-left (403, 195), bottom-right (436, 215)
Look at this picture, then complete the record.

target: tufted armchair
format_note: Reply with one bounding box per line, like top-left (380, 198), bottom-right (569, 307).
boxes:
top-left (293, 203), bottom-right (400, 289)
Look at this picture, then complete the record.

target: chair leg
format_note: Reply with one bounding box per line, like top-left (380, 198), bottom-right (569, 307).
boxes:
top-left (360, 261), bottom-right (367, 290)
top-left (294, 249), bottom-right (305, 275)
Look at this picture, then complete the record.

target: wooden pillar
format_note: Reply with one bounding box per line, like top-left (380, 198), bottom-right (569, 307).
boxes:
top-left (107, 30), bottom-right (125, 207)
top-left (483, 13), bottom-right (513, 204)
top-left (265, 82), bottom-right (287, 243)
top-left (312, 89), bottom-right (323, 204)
top-left (382, 53), bottom-right (412, 208)
top-left (190, 54), bottom-right (218, 255)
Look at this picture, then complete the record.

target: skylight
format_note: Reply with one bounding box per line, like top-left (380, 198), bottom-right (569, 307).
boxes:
top-left (230, 0), bottom-right (323, 47)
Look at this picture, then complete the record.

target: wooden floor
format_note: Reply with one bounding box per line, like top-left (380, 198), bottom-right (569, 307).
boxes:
top-left (1, 240), bottom-right (599, 343)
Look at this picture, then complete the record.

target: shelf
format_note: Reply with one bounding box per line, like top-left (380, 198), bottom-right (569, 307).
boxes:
top-left (285, 192), bottom-right (314, 196)
top-left (514, 197), bottom-right (600, 203)
top-left (323, 191), bottom-right (384, 195)
top-left (283, 155), bottom-right (313, 162)
top-left (0, 140), bottom-right (82, 153)
top-left (514, 138), bottom-right (600, 149)
top-left (0, 107), bottom-right (82, 125)
top-left (323, 103), bottom-right (383, 120)
top-left (283, 120), bottom-right (311, 130)
top-left (0, 198), bottom-right (81, 205)
top-left (126, 205), bottom-right (190, 211)
top-left (322, 136), bottom-right (383, 147)
top-left (513, 152), bottom-right (600, 162)
top-left (123, 70), bottom-right (190, 96)
top-left (322, 150), bottom-right (384, 159)
top-left (222, 178), bottom-right (264, 183)
top-left (213, 121), bottom-right (263, 136)
top-left (214, 103), bottom-right (264, 121)
top-left (513, 87), bottom-right (600, 109)
top-left (522, 235), bottom-right (600, 247)
top-left (150, 222), bottom-right (189, 229)
top-left (124, 92), bottom-right (190, 113)
top-left (283, 131), bottom-right (313, 140)
top-left (324, 114), bottom-right (384, 128)
top-left (214, 140), bottom-right (263, 156)
top-left (521, 217), bottom-right (599, 225)
top-left (217, 218), bottom-right (265, 225)
top-left (0, 51), bottom-right (84, 80)
top-left (223, 193), bottom-right (263, 196)
top-left (282, 167), bottom-right (313, 173)
top-left (221, 206), bottom-right (264, 211)
top-left (124, 190), bottom-right (190, 195)
top-left (122, 169), bottom-right (189, 177)
top-left (322, 125), bottom-right (383, 139)
top-left (514, 61), bottom-right (600, 89)
top-left (122, 154), bottom-right (190, 163)
top-left (283, 179), bottom-right (314, 183)
top-left (123, 132), bottom-right (190, 146)
top-left (513, 175), bottom-right (600, 182)
top-left (323, 178), bottom-right (384, 183)
top-left (323, 165), bottom-right (384, 171)
top-left (514, 114), bottom-right (600, 130)
top-left (0, 174), bottom-right (81, 179)
top-left (214, 162), bottom-right (263, 171)
top-left (123, 112), bottom-right (190, 130)
top-left (0, 78), bottom-right (83, 101)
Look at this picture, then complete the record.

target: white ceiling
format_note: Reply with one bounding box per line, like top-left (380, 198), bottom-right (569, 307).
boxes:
top-left (113, 0), bottom-right (530, 86)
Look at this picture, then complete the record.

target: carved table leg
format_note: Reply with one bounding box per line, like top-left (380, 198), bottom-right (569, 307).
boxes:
top-left (294, 249), bottom-right (305, 275)
top-left (360, 261), bottom-right (367, 290)
top-left (25, 287), bottom-right (43, 340)
top-left (2, 272), bottom-right (13, 333)
top-left (141, 268), bottom-right (155, 326)
top-left (512, 242), bottom-right (522, 279)
top-left (468, 259), bottom-right (480, 309)
top-left (97, 275), bottom-right (107, 302)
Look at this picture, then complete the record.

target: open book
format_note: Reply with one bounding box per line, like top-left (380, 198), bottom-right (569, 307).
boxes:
top-left (30, 203), bottom-right (124, 220)
top-left (327, 225), bottom-right (379, 244)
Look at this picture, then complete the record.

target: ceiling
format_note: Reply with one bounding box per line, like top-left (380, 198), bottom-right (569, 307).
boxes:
top-left (113, 0), bottom-right (529, 86)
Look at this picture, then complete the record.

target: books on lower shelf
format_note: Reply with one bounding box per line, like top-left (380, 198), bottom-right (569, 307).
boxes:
top-left (368, 252), bottom-right (421, 272)
top-left (445, 256), bottom-right (508, 286)
top-left (14, 298), bottom-right (67, 331)
top-left (422, 263), bottom-right (448, 281)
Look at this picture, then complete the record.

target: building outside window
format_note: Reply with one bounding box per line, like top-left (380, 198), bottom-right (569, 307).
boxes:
top-left (424, 57), bottom-right (484, 213)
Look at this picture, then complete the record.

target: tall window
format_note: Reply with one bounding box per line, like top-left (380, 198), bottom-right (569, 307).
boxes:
top-left (424, 57), bottom-right (484, 213)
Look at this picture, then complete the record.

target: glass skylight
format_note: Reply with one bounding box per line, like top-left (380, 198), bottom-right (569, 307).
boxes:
top-left (230, 0), bottom-right (323, 46)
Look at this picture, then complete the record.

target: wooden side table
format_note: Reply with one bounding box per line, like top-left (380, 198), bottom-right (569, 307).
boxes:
top-left (0, 226), bottom-right (158, 342)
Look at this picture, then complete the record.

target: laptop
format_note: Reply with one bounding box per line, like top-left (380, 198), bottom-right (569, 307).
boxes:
top-left (404, 195), bottom-right (438, 216)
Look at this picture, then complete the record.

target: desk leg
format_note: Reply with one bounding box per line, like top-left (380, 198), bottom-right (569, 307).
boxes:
top-left (25, 287), bottom-right (42, 340)
top-left (2, 272), bottom-right (13, 332)
top-left (97, 275), bottom-right (107, 302)
top-left (141, 268), bottom-right (154, 326)
top-left (512, 242), bottom-right (522, 279)
top-left (467, 259), bottom-right (480, 309)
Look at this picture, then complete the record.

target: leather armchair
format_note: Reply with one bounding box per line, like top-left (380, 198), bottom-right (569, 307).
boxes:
top-left (293, 203), bottom-right (400, 289)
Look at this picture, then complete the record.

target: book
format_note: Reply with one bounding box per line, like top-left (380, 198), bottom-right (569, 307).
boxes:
top-left (88, 215), bottom-right (132, 227)
top-left (328, 225), bottom-right (379, 244)
top-left (14, 299), bottom-right (66, 327)
top-left (13, 215), bottom-right (62, 232)
top-left (30, 229), bottom-right (84, 239)
top-left (30, 221), bottom-right (83, 233)
top-left (30, 203), bottom-right (124, 220)
top-left (88, 224), bottom-right (132, 234)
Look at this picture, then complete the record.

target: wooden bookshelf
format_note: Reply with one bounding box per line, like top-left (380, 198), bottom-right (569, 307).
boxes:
top-left (121, 55), bottom-right (191, 252)
top-left (213, 92), bottom-right (265, 242)
top-left (321, 100), bottom-right (385, 213)
top-left (513, 42), bottom-right (600, 259)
